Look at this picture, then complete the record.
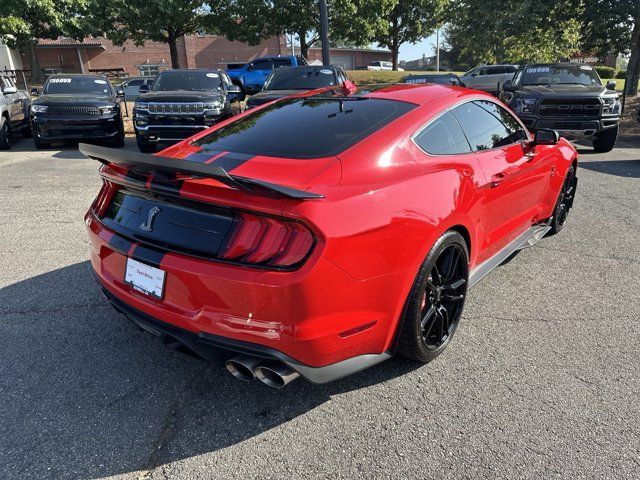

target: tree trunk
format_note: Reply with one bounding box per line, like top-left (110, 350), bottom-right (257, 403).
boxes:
top-left (168, 34), bottom-right (180, 69)
top-left (626, 17), bottom-right (640, 96)
top-left (391, 44), bottom-right (399, 71)
top-left (299, 32), bottom-right (309, 60)
top-left (26, 40), bottom-right (44, 85)
top-left (391, 16), bottom-right (400, 71)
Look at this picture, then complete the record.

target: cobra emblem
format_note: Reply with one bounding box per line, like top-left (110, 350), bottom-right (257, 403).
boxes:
top-left (139, 206), bottom-right (160, 232)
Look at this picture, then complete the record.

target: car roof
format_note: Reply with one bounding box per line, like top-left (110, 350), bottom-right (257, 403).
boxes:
top-left (359, 83), bottom-right (465, 106)
top-left (158, 68), bottom-right (223, 73)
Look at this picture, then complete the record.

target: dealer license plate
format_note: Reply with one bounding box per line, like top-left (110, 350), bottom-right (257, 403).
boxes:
top-left (125, 258), bottom-right (166, 299)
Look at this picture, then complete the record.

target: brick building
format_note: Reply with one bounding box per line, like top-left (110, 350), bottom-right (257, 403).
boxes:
top-left (25, 36), bottom-right (391, 77)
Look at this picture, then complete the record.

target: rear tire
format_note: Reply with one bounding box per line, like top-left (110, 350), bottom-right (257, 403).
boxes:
top-left (0, 119), bottom-right (11, 150)
top-left (592, 125), bottom-right (618, 153)
top-left (397, 231), bottom-right (469, 363)
top-left (136, 136), bottom-right (156, 153)
top-left (548, 165), bottom-right (576, 235)
top-left (110, 127), bottom-right (125, 148)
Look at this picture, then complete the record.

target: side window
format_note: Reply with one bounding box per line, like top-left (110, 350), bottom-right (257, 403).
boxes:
top-left (221, 72), bottom-right (232, 88)
top-left (252, 60), bottom-right (273, 71)
top-left (451, 101), bottom-right (522, 151)
top-left (127, 79), bottom-right (143, 87)
top-left (512, 69), bottom-right (523, 86)
top-left (273, 58), bottom-right (292, 69)
top-left (414, 111), bottom-right (472, 155)
top-left (475, 100), bottom-right (527, 143)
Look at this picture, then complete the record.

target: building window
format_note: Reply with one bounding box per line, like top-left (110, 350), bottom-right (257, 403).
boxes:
top-left (138, 65), bottom-right (160, 77)
top-left (196, 29), bottom-right (206, 38)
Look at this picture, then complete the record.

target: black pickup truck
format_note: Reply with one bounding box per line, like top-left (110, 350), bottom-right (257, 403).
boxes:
top-left (133, 69), bottom-right (241, 152)
top-left (500, 63), bottom-right (621, 152)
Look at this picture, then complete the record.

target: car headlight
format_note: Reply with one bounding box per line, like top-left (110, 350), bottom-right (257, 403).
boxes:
top-left (602, 96), bottom-right (621, 114)
top-left (135, 113), bottom-right (148, 127)
top-left (515, 98), bottom-right (536, 114)
top-left (99, 105), bottom-right (118, 114)
top-left (31, 105), bottom-right (48, 113)
top-left (204, 101), bottom-right (223, 110)
top-left (133, 103), bottom-right (148, 113)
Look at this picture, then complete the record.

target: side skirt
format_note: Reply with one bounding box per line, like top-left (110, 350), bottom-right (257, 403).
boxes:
top-left (468, 224), bottom-right (551, 288)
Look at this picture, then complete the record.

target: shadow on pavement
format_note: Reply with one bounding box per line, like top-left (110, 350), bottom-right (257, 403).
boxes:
top-left (578, 159), bottom-right (640, 178)
top-left (0, 261), bottom-right (419, 479)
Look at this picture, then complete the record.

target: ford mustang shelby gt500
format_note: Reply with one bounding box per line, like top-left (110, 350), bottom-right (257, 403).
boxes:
top-left (82, 84), bottom-right (578, 388)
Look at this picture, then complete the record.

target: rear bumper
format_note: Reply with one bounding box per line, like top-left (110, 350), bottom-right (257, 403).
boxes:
top-left (99, 285), bottom-right (390, 383)
top-left (86, 212), bottom-right (409, 370)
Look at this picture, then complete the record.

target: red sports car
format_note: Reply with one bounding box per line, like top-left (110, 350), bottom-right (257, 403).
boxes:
top-left (82, 84), bottom-right (578, 388)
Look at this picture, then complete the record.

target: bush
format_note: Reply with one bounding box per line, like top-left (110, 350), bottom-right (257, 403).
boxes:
top-left (593, 65), bottom-right (616, 78)
top-left (615, 70), bottom-right (627, 79)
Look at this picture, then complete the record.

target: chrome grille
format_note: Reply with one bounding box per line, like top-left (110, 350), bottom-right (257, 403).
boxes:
top-left (47, 105), bottom-right (100, 115)
top-left (145, 103), bottom-right (205, 115)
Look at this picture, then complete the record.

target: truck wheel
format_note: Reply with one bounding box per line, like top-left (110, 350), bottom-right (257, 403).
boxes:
top-left (136, 136), bottom-right (156, 153)
top-left (593, 125), bottom-right (618, 153)
top-left (0, 119), bottom-right (11, 150)
top-left (397, 231), bottom-right (469, 363)
top-left (33, 134), bottom-right (51, 149)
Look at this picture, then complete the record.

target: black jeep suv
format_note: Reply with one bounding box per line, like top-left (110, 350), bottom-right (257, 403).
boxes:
top-left (133, 69), bottom-right (241, 152)
top-left (500, 63), bottom-right (621, 152)
top-left (30, 74), bottom-right (125, 149)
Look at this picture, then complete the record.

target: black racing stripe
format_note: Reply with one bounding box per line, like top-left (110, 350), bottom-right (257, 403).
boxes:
top-left (109, 234), bottom-right (134, 255)
top-left (184, 151), bottom-right (223, 163)
top-left (150, 178), bottom-right (182, 196)
top-left (125, 170), bottom-right (148, 184)
top-left (214, 152), bottom-right (255, 172)
top-left (131, 245), bottom-right (165, 268)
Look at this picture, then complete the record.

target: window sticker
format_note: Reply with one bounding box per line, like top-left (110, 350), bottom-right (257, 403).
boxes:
top-left (49, 78), bottom-right (72, 83)
top-left (580, 65), bottom-right (593, 70)
top-left (525, 67), bottom-right (551, 74)
top-left (206, 73), bottom-right (219, 78)
top-left (319, 69), bottom-right (333, 74)
top-left (94, 79), bottom-right (107, 84)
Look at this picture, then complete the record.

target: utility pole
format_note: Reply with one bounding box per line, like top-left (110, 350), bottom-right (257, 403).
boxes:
top-left (319, 0), bottom-right (330, 66)
top-left (436, 28), bottom-right (440, 72)
top-left (291, 34), bottom-right (295, 56)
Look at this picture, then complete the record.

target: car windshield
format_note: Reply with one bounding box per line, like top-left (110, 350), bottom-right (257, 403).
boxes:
top-left (192, 97), bottom-right (416, 159)
top-left (43, 76), bottom-right (112, 95)
top-left (151, 71), bottom-right (222, 91)
top-left (403, 75), bottom-right (453, 85)
top-left (263, 67), bottom-right (337, 90)
top-left (521, 65), bottom-right (601, 86)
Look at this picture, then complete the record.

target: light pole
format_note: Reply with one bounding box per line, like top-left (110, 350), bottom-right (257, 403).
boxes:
top-left (319, 0), bottom-right (330, 66)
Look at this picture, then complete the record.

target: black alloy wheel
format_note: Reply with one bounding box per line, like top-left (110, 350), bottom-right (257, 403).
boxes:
top-left (397, 230), bottom-right (469, 363)
top-left (549, 165), bottom-right (576, 235)
top-left (0, 119), bottom-right (11, 150)
top-left (420, 244), bottom-right (467, 350)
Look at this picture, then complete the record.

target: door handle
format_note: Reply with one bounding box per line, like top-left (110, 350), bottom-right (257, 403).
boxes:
top-left (491, 172), bottom-right (507, 188)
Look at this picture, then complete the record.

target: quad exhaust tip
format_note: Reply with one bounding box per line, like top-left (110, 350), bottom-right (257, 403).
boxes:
top-left (255, 361), bottom-right (300, 389)
top-left (225, 355), bottom-right (301, 388)
top-left (225, 354), bottom-right (264, 382)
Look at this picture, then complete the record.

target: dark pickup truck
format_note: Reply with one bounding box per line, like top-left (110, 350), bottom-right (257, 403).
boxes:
top-left (500, 63), bottom-right (621, 152)
top-left (133, 69), bottom-right (241, 152)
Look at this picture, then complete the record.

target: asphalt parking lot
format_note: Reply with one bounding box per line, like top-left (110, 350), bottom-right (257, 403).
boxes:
top-left (1, 136), bottom-right (639, 480)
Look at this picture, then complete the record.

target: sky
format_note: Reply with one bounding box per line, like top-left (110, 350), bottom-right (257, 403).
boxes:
top-left (398, 31), bottom-right (440, 61)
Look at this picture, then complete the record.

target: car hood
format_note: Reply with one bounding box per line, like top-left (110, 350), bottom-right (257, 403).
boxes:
top-left (247, 90), bottom-right (301, 106)
top-left (33, 94), bottom-right (116, 106)
top-left (515, 84), bottom-right (610, 98)
top-left (136, 91), bottom-right (225, 103)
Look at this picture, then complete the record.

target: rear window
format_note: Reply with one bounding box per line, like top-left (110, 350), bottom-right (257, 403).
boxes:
top-left (192, 97), bottom-right (416, 158)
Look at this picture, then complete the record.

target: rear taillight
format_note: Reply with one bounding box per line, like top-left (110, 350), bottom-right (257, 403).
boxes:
top-left (221, 212), bottom-right (315, 268)
top-left (93, 182), bottom-right (117, 217)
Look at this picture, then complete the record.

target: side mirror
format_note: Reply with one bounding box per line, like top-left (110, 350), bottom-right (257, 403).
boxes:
top-left (3, 86), bottom-right (17, 94)
top-left (502, 80), bottom-right (513, 92)
top-left (227, 84), bottom-right (241, 93)
top-left (116, 87), bottom-right (125, 97)
top-left (606, 80), bottom-right (616, 91)
top-left (138, 85), bottom-right (149, 94)
top-left (534, 128), bottom-right (559, 145)
top-left (30, 87), bottom-right (40, 96)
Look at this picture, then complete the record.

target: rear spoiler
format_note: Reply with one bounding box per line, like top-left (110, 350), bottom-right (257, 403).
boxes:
top-left (78, 143), bottom-right (324, 200)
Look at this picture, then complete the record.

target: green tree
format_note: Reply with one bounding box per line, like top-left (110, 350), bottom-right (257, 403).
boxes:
top-left (446, 0), bottom-right (582, 65)
top-left (88, 0), bottom-right (212, 69)
top-left (213, 0), bottom-right (394, 59)
top-left (374, 0), bottom-right (448, 70)
top-left (582, 0), bottom-right (640, 95)
top-left (0, 0), bottom-right (88, 83)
